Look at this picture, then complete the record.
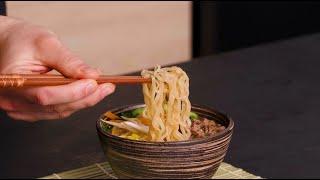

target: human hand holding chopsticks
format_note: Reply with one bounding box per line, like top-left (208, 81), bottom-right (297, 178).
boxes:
top-left (0, 16), bottom-right (116, 121)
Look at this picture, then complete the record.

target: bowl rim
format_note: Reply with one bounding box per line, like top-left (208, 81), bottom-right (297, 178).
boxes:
top-left (96, 103), bottom-right (234, 145)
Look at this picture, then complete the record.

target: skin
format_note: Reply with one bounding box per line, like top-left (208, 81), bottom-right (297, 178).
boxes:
top-left (0, 16), bottom-right (116, 122)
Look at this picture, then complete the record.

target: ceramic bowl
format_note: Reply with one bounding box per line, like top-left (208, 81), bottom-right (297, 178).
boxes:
top-left (96, 104), bottom-right (234, 179)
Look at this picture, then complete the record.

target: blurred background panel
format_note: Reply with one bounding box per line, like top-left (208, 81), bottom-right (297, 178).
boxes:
top-left (7, 1), bottom-right (320, 73)
top-left (7, 1), bottom-right (192, 75)
top-left (193, 1), bottom-right (320, 56)
top-left (0, 1), bottom-right (5, 15)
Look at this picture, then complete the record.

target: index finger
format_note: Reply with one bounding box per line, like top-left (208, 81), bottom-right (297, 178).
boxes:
top-left (22, 79), bottom-right (98, 105)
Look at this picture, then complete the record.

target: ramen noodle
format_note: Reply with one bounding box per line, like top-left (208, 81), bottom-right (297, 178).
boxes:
top-left (141, 66), bottom-right (191, 142)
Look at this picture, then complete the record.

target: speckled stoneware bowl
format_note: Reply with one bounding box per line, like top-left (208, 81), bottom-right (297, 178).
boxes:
top-left (96, 104), bottom-right (234, 179)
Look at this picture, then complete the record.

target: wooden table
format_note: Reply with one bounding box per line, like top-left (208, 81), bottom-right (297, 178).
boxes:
top-left (1, 34), bottom-right (320, 178)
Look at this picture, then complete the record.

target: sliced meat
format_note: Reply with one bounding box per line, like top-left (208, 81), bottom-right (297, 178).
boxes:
top-left (191, 118), bottom-right (225, 139)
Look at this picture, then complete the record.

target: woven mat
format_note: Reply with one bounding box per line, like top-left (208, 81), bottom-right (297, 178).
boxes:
top-left (40, 162), bottom-right (262, 179)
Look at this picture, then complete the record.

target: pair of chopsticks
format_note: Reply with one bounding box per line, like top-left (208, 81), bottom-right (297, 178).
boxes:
top-left (0, 74), bottom-right (151, 88)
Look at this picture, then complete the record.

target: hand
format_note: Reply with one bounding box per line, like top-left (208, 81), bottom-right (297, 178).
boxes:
top-left (0, 16), bottom-right (116, 122)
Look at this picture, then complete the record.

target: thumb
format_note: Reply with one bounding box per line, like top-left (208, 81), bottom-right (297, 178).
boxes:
top-left (36, 35), bottom-right (100, 79)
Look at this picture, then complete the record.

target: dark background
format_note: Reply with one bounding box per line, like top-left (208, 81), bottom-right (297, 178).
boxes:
top-left (0, 1), bottom-right (5, 16)
top-left (193, 1), bottom-right (320, 57)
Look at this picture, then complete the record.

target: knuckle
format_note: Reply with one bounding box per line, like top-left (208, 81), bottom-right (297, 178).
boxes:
top-left (70, 88), bottom-right (81, 101)
top-left (46, 105), bottom-right (61, 113)
top-left (64, 57), bottom-right (85, 73)
top-left (34, 90), bottom-right (49, 106)
top-left (84, 99), bottom-right (97, 108)
top-left (64, 55), bottom-right (82, 65)
top-left (57, 111), bottom-right (72, 119)
top-left (35, 33), bottom-right (60, 49)
top-left (60, 56), bottom-right (84, 78)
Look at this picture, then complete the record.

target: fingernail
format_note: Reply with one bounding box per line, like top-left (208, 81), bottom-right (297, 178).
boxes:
top-left (85, 81), bottom-right (97, 95)
top-left (100, 84), bottom-right (115, 98)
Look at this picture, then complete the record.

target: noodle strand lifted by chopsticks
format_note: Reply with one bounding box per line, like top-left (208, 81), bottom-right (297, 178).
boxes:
top-left (141, 66), bottom-right (191, 142)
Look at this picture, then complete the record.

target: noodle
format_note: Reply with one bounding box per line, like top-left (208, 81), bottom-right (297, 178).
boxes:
top-left (141, 66), bottom-right (191, 142)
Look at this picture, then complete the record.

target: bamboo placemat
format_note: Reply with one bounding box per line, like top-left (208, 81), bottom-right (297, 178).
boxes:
top-left (40, 162), bottom-right (262, 179)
